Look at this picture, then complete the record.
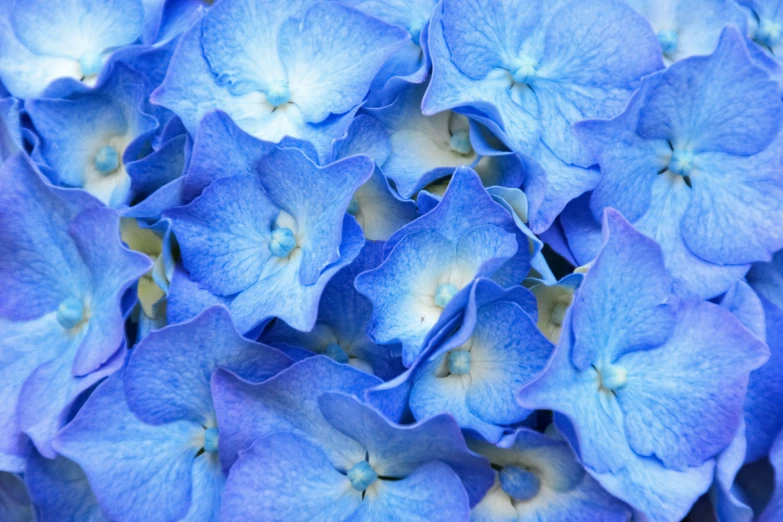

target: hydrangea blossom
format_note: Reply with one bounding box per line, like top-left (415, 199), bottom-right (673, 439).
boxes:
top-left (517, 210), bottom-right (769, 520)
top-left (0, 154), bottom-right (150, 468)
top-left (576, 27), bottom-right (783, 298)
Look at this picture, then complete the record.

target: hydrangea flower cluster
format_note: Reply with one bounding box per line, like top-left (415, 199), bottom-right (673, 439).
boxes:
top-left (1, 0), bottom-right (782, 521)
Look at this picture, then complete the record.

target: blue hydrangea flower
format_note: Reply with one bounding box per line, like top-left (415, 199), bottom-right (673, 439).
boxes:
top-left (363, 83), bottom-right (525, 199)
top-left (329, 114), bottom-right (419, 241)
top-left (152, 0), bottom-right (409, 161)
top-left (624, 0), bottom-right (747, 63)
top-left (577, 27), bottom-right (783, 299)
top-left (517, 210), bottom-right (769, 521)
top-left (25, 453), bottom-right (107, 522)
top-left (0, 154), bottom-right (150, 468)
top-left (0, 472), bottom-right (33, 521)
top-left (355, 167), bottom-right (532, 366)
top-left (26, 63), bottom-right (159, 207)
top-left (404, 279), bottom-right (551, 442)
top-left (338, 0), bottom-right (438, 106)
top-left (263, 242), bottom-right (404, 380)
top-left (469, 428), bottom-right (631, 521)
top-left (166, 146), bottom-right (371, 333)
top-left (0, 0), bottom-right (145, 98)
top-left (422, 0), bottom-right (663, 230)
top-left (55, 307), bottom-right (292, 522)
top-left (211, 356), bottom-right (494, 520)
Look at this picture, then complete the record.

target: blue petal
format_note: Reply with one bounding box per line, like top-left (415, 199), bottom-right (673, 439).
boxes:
top-left (55, 373), bottom-right (204, 522)
top-left (0, 472), bottom-right (33, 522)
top-left (760, 429), bottom-right (783, 522)
top-left (0, 97), bottom-right (21, 164)
top-left (211, 356), bottom-right (381, 469)
top-left (25, 453), bottom-right (107, 522)
top-left (639, 27), bottom-right (782, 156)
top-left (220, 432), bottom-right (361, 522)
top-left (125, 306), bottom-right (292, 425)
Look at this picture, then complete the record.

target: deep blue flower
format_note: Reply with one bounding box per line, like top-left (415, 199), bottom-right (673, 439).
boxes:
top-left (0, 154), bottom-right (150, 468)
top-left (55, 307), bottom-right (292, 522)
top-left (212, 356), bottom-right (494, 521)
top-left (166, 146), bottom-right (371, 333)
top-left (577, 27), bottom-right (783, 299)
top-left (517, 210), bottom-right (769, 521)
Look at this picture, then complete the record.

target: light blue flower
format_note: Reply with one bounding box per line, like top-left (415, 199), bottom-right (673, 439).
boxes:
top-left (152, 0), bottom-right (409, 161)
top-left (624, 0), bottom-right (747, 63)
top-left (469, 428), bottom-right (631, 522)
top-left (517, 210), bottom-right (769, 521)
top-left (54, 307), bottom-right (292, 522)
top-left (211, 356), bottom-right (494, 521)
top-left (422, 0), bottom-right (662, 230)
top-left (577, 27), bottom-right (783, 299)
top-left (355, 167), bottom-right (532, 366)
top-left (740, 0), bottom-right (783, 60)
top-left (26, 63), bottom-right (159, 207)
top-left (0, 0), bottom-right (145, 98)
top-left (166, 146), bottom-right (371, 333)
top-left (0, 154), bottom-right (150, 469)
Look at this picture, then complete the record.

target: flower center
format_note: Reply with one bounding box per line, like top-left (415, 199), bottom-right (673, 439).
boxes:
top-left (79, 52), bottom-right (102, 78)
top-left (203, 427), bottom-right (219, 453)
top-left (499, 466), bottom-right (540, 502)
top-left (657, 30), bottom-right (678, 55)
top-left (347, 461), bottom-right (378, 491)
top-left (510, 56), bottom-right (538, 85)
top-left (668, 148), bottom-right (694, 177)
top-left (57, 297), bottom-right (86, 329)
top-left (325, 343), bottom-right (349, 364)
top-left (434, 283), bottom-right (458, 308)
top-left (757, 19), bottom-right (783, 48)
top-left (447, 349), bottom-right (471, 375)
top-left (269, 228), bottom-right (296, 257)
top-left (266, 81), bottom-right (291, 107)
top-left (449, 129), bottom-right (473, 155)
top-left (598, 364), bottom-right (628, 392)
top-left (94, 146), bottom-right (120, 175)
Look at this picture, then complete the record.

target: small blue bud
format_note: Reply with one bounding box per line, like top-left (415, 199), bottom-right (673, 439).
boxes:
top-left (347, 461), bottom-right (378, 491)
top-left (669, 148), bottom-right (695, 177)
top-left (599, 364), bottom-right (628, 391)
top-left (510, 57), bottom-right (538, 85)
top-left (203, 427), bottom-right (219, 453)
top-left (266, 82), bottom-right (291, 107)
top-left (325, 343), bottom-right (349, 364)
top-left (657, 30), bottom-right (678, 55)
top-left (269, 228), bottom-right (296, 257)
top-left (94, 146), bottom-right (120, 175)
top-left (447, 349), bottom-right (471, 375)
top-left (79, 52), bottom-right (102, 77)
top-left (57, 297), bottom-right (85, 329)
top-left (434, 283), bottom-right (458, 308)
top-left (449, 129), bottom-right (473, 155)
top-left (499, 466), bottom-right (540, 502)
